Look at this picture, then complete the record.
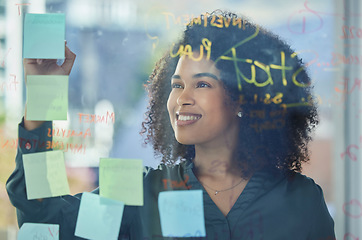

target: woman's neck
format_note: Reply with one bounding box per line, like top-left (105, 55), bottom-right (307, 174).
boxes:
top-left (191, 119), bottom-right (242, 179)
top-left (193, 143), bottom-right (241, 179)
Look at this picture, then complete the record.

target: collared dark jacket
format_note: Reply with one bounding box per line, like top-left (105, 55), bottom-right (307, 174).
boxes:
top-left (6, 120), bottom-right (335, 239)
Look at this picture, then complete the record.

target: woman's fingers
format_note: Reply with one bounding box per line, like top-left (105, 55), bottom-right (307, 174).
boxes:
top-left (23, 58), bottom-right (38, 65)
top-left (23, 44), bottom-right (76, 77)
top-left (61, 45), bottom-right (76, 75)
top-left (23, 58), bottom-right (57, 65)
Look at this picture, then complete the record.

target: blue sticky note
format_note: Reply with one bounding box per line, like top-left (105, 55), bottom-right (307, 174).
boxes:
top-left (75, 192), bottom-right (124, 240)
top-left (23, 13), bottom-right (65, 59)
top-left (158, 190), bottom-right (206, 237)
top-left (18, 223), bottom-right (59, 240)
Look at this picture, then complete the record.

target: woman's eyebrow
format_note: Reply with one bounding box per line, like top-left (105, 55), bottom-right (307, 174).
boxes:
top-left (193, 72), bottom-right (219, 80)
top-left (171, 75), bottom-right (181, 79)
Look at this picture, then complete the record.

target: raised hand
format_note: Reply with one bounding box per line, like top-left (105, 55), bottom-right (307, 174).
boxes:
top-left (23, 45), bottom-right (76, 130)
top-left (23, 45), bottom-right (76, 81)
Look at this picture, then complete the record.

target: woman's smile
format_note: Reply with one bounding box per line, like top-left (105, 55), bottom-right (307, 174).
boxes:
top-left (176, 112), bottom-right (202, 126)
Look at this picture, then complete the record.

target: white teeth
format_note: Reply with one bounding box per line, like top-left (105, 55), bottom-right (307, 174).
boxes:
top-left (178, 115), bottom-right (200, 121)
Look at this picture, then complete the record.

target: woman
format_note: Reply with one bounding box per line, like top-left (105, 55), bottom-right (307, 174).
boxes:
top-left (7, 11), bottom-right (335, 239)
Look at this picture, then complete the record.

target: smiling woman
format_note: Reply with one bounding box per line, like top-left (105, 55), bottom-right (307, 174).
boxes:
top-left (141, 10), bottom-right (335, 238)
top-left (6, 10), bottom-right (335, 240)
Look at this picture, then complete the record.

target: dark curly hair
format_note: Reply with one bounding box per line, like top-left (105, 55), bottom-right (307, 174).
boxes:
top-left (141, 10), bottom-right (319, 178)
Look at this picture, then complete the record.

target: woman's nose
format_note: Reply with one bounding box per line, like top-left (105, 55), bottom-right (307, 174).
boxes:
top-left (177, 88), bottom-right (195, 106)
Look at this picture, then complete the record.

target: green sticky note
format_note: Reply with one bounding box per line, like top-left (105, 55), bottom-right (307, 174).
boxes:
top-left (100, 158), bottom-right (143, 206)
top-left (75, 192), bottom-right (124, 240)
top-left (23, 150), bottom-right (70, 200)
top-left (158, 190), bottom-right (206, 237)
top-left (26, 75), bottom-right (68, 121)
top-left (23, 13), bottom-right (65, 59)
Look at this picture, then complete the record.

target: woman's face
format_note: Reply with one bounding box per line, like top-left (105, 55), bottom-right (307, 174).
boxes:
top-left (167, 55), bottom-right (240, 148)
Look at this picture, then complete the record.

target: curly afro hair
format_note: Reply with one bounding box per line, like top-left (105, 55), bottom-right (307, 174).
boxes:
top-left (141, 10), bottom-right (319, 178)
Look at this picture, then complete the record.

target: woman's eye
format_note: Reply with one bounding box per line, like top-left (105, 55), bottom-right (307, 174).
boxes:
top-left (171, 83), bottom-right (183, 89)
top-left (197, 82), bottom-right (211, 88)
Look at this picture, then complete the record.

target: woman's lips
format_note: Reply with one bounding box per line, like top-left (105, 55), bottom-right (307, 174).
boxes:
top-left (176, 113), bottom-right (202, 126)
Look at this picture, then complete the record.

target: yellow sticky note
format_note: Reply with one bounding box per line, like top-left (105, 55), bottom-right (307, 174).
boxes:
top-left (26, 75), bottom-right (68, 121)
top-left (99, 158), bottom-right (143, 206)
top-left (23, 150), bottom-right (70, 200)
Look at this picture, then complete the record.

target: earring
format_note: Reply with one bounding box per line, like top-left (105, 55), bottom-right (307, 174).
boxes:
top-left (237, 111), bottom-right (243, 118)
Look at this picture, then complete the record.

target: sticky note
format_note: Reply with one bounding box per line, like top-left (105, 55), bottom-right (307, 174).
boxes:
top-left (23, 13), bottom-right (65, 59)
top-left (75, 192), bottom-right (124, 240)
top-left (26, 75), bottom-right (68, 121)
top-left (18, 223), bottom-right (59, 240)
top-left (158, 190), bottom-right (206, 237)
top-left (99, 158), bottom-right (143, 206)
top-left (23, 150), bottom-right (70, 200)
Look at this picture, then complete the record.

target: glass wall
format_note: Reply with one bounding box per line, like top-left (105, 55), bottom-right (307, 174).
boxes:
top-left (0, 0), bottom-right (361, 239)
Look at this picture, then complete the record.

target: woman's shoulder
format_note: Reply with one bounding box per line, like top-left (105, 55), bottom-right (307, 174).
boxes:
top-left (260, 169), bottom-right (326, 203)
top-left (260, 170), bottom-right (332, 219)
top-left (255, 171), bottom-right (334, 237)
top-left (142, 160), bottom-right (192, 192)
top-left (144, 161), bottom-right (187, 173)
top-left (143, 160), bottom-right (190, 181)
top-left (285, 171), bottom-right (324, 197)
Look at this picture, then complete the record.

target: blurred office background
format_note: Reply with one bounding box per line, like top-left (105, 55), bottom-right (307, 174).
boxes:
top-left (0, 0), bottom-right (361, 239)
